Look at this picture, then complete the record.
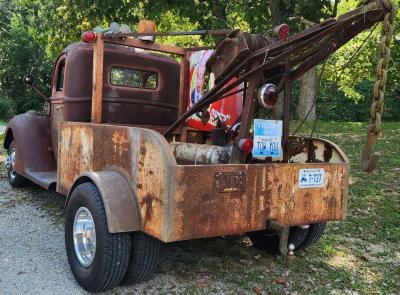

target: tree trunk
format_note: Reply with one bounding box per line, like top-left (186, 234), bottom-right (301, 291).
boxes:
top-left (296, 24), bottom-right (317, 121)
top-left (269, 0), bottom-right (286, 119)
top-left (296, 66), bottom-right (317, 121)
top-left (269, 0), bottom-right (286, 26)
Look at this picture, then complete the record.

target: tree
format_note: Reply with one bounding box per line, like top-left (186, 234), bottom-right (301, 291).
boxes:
top-left (322, 0), bottom-right (399, 123)
top-left (0, 1), bottom-right (52, 118)
top-left (268, 0), bottom-right (336, 120)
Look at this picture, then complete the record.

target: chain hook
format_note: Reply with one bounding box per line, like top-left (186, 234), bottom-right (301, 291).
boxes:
top-left (361, 125), bottom-right (381, 173)
top-left (360, 0), bottom-right (395, 172)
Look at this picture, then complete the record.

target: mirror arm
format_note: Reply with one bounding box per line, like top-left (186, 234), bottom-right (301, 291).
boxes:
top-left (31, 86), bottom-right (50, 102)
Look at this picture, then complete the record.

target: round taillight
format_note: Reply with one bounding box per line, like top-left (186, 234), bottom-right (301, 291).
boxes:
top-left (257, 83), bottom-right (278, 109)
top-left (274, 24), bottom-right (289, 40)
top-left (238, 138), bottom-right (253, 153)
top-left (81, 31), bottom-right (96, 43)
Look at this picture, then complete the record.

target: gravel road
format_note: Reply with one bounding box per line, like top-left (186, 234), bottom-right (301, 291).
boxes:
top-left (0, 179), bottom-right (207, 295)
top-left (0, 150), bottom-right (253, 295)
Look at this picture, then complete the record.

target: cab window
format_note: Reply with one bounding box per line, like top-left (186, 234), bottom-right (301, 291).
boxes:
top-left (56, 60), bottom-right (65, 91)
top-left (111, 68), bottom-right (157, 89)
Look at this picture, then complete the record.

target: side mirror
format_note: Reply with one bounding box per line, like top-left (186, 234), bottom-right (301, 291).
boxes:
top-left (23, 74), bottom-right (35, 87)
top-left (22, 74), bottom-right (49, 102)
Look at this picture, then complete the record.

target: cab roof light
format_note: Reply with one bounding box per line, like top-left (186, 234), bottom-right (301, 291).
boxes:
top-left (138, 20), bottom-right (156, 42)
top-left (81, 31), bottom-right (96, 43)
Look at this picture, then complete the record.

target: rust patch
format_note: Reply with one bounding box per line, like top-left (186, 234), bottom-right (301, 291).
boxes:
top-left (140, 194), bottom-right (163, 227)
top-left (140, 145), bottom-right (147, 155)
top-left (324, 145), bottom-right (333, 162)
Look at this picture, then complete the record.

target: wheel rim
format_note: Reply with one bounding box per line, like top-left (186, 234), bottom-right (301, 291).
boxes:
top-left (7, 147), bottom-right (16, 180)
top-left (73, 207), bottom-right (96, 267)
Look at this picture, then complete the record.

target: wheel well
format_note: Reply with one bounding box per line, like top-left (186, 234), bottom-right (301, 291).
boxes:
top-left (3, 129), bottom-right (13, 150)
top-left (65, 171), bottom-right (141, 233)
top-left (65, 176), bottom-right (93, 208)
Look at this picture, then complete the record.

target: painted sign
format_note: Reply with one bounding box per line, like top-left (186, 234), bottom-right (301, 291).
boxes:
top-left (186, 50), bottom-right (243, 132)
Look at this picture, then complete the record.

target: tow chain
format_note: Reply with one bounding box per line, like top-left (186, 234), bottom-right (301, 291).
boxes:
top-left (359, 0), bottom-right (396, 172)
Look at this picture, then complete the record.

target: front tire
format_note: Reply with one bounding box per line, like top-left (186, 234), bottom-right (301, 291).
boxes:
top-left (6, 141), bottom-right (31, 188)
top-left (65, 183), bottom-right (131, 292)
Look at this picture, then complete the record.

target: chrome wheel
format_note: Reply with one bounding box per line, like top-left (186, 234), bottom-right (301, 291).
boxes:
top-left (73, 207), bottom-right (96, 267)
top-left (5, 147), bottom-right (16, 180)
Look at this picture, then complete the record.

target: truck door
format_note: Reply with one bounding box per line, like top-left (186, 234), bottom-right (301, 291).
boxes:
top-left (49, 56), bottom-right (66, 162)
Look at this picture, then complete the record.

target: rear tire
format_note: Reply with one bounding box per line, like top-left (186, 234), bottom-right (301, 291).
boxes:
top-left (65, 183), bottom-right (131, 292)
top-left (119, 231), bottom-right (162, 285)
top-left (296, 222), bottom-right (326, 250)
top-left (6, 141), bottom-right (31, 188)
top-left (247, 226), bottom-right (309, 254)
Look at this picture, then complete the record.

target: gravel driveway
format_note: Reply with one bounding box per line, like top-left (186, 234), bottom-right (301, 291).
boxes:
top-left (0, 180), bottom-right (212, 295)
top-left (0, 149), bottom-right (258, 295)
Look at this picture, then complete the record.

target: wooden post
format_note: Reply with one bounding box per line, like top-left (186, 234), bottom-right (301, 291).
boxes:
top-left (229, 58), bottom-right (264, 164)
top-left (283, 61), bottom-right (291, 162)
top-left (91, 32), bottom-right (104, 124)
top-left (178, 51), bottom-right (190, 142)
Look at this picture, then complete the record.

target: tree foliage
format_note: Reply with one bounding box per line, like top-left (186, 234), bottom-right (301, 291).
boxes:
top-left (0, 0), bottom-right (398, 122)
top-left (0, 0), bottom-right (52, 118)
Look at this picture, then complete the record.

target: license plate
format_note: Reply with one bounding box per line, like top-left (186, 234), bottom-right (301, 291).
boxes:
top-left (253, 119), bottom-right (282, 157)
top-left (298, 168), bottom-right (325, 188)
top-left (214, 171), bottom-right (247, 193)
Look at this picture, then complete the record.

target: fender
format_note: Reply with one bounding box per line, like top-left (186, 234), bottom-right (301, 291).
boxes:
top-left (66, 171), bottom-right (141, 233)
top-left (3, 112), bottom-right (57, 188)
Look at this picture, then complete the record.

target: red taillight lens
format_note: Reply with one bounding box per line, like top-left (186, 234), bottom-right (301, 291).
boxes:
top-left (238, 138), bottom-right (253, 153)
top-left (257, 83), bottom-right (278, 109)
top-left (81, 31), bottom-right (96, 43)
top-left (274, 24), bottom-right (289, 40)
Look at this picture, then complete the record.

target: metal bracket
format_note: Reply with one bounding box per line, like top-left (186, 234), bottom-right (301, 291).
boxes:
top-left (267, 219), bottom-right (296, 262)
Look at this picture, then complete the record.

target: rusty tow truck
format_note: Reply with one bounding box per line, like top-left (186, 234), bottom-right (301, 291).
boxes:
top-left (3, 0), bottom-right (395, 291)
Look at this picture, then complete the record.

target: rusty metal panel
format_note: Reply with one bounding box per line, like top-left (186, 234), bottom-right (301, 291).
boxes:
top-left (213, 171), bottom-right (247, 193)
top-left (58, 122), bottom-right (177, 240)
top-left (165, 161), bottom-right (348, 242)
top-left (68, 171), bottom-right (141, 233)
top-left (5, 113), bottom-right (57, 189)
top-left (58, 122), bottom-right (348, 243)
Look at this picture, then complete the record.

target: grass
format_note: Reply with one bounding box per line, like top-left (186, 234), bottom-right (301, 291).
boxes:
top-left (0, 120), bottom-right (7, 126)
top-left (0, 121), bottom-right (399, 294)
